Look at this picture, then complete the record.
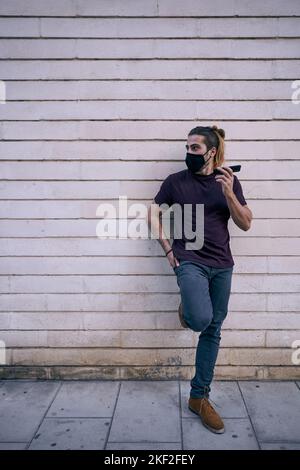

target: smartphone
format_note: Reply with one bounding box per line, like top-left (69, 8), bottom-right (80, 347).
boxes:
top-left (213, 164), bottom-right (241, 175)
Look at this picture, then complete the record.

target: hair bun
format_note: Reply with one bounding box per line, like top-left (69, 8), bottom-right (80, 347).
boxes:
top-left (211, 125), bottom-right (225, 139)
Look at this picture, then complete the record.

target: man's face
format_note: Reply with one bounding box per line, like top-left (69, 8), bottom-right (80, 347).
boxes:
top-left (185, 135), bottom-right (208, 156)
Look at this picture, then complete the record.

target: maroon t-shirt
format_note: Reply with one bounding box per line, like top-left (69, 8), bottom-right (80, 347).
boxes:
top-left (154, 168), bottom-right (247, 268)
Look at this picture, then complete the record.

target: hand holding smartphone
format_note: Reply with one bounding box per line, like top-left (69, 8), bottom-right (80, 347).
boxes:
top-left (213, 164), bottom-right (241, 175)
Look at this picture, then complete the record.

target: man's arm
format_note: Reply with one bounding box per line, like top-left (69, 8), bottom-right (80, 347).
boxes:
top-left (215, 166), bottom-right (253, 232)
top-left (147, 199), bottom-right (173, 253)
top-left (226, 194), bottom-right (253, 231)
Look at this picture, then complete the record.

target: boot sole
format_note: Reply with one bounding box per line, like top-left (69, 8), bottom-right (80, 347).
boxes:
top-left (188, 405), bottom-right (225, 434)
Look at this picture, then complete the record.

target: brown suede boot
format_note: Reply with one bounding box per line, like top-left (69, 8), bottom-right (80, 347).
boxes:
top-left (178, 301), bottom-right (189, 328)
top-left (188, 397), bottom-right (225, 434)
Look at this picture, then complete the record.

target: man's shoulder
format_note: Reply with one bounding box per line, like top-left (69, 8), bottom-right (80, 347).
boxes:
top-left (233, 173), bottom-right (242, 185)
top-left (166, 169), bottom-right (189, 182)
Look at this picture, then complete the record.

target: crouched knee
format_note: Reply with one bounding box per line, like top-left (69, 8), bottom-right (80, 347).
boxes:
top-left (186, 314), bottom-right (212, 333)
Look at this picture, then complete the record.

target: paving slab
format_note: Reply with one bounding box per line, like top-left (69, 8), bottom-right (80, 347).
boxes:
top-left (28, 418), bottom-right (110, 450)
top-left (46, 380), bottom-right (119, 418)
top-left (180, 380), bottom-right (248, 418)
top-left (0, 442), bottom-right (27, 450)
top-left (260, 442), bottom-right (300, 450)
top-left (106, 442), bottom-right (182, 450)
top-left (0, 380), bottom-right (60, 442)
top-left (108, 381), bottom-right (181, 443)
top-left (238, 381), bottom-right (300, 443)
top-left (182, 417), bottom-right (259, 450)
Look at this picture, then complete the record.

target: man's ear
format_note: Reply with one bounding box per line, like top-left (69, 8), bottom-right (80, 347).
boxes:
top-left (209, 146), bottom-right (217, 157)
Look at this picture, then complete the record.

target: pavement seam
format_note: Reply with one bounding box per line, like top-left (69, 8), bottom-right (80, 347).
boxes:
top-left (25, 380), bottom-right (63, 450)
top-left (103, 380), bottom-right (122, 450)
top-left (237, 380), bottom-right (261, 450)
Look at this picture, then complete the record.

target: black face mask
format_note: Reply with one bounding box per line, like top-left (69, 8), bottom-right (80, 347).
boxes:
top-left (185, 149), bottom-right (213, 173)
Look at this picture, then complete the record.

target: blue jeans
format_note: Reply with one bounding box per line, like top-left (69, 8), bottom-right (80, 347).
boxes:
top-left (173, 260), bottom-right (233, 399)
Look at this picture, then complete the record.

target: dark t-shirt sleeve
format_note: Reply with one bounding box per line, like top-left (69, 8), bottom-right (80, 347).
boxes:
top-left (154, 174), bottom-right (174, 207)
top-left (233, 174), bottom-right (247, 206)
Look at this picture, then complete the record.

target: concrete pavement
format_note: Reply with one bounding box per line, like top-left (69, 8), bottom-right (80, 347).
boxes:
top-left (0, 380), bottom-right (299, 450)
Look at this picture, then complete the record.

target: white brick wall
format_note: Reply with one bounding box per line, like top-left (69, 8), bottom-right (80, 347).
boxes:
top-left (0, 0), bottom-right (299, 379)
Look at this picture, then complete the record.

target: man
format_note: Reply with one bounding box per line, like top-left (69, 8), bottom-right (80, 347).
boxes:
top-left (147, 125), bottom-right (252, 434)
